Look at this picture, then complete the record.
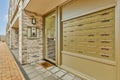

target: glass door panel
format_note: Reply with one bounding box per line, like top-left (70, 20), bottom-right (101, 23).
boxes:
top-left (45, 11), bottom-right (56, 63)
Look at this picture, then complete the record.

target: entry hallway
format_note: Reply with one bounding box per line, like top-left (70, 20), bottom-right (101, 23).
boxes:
top-left (0, 42), bottom-right (25, 80)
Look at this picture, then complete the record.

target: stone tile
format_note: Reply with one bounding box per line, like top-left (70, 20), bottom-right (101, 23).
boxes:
top-left (28, 72), bottom-right (39, 78)
top-left (60, 69), bottom-right (67, 73)
top-left (74, 77), bottom-right (82, 80)
top-left (30, 62), bottom-right (37, 65)
top-left (46, 66), bottom-right (55, 70)
top-left (55, 71), bottom-right (66, 78)
top-left (25, 68), bottom-right (36, 74)
top-left (35, 66), bottom-right (42, 70)
top-left (23, 65), bottom-right (33, 70)
top-left (37, 69), bottom-right (45, 74)
top-left (31, 64), bottom-right (39, 67)
top-left (38, 68), bottom-right (47, 73)
top-left (62, 73), bottom-right (75, 80)
top-left (31, 75), bottom-right (43, 80)
top-left (41, 71), bottom-right (52, 78)
top-left (44, 75), bottom-right (58, 80)
top-left (50, 67), bottom-right (60, 73)
top-left (22, 65), bottom-right (30, 68)
top-left (36, 60), bottom-right (45, 63)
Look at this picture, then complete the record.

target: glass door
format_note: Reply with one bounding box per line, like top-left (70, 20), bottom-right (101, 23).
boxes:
top-left (44, 11), bottom-right (56, 63)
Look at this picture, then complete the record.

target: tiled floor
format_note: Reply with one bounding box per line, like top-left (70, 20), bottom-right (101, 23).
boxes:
top-left (11, 45), bottom-right (85, 80)
top-left (0, 42), bottom-right (25, 80)
top-left (22, 60), bottom-right (84, 80)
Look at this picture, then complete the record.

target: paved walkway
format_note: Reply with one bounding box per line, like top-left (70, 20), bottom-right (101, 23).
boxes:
top-left (11, 49), bottom-right (85, 80)
top-left (0, 42), bottom-right (25, 80)
top-left (22, 60), bottom-right (84, 80)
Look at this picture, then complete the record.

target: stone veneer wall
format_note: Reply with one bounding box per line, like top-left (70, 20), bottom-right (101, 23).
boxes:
top-left (22, 10), bottom-right (43, 64)
top-left (7, 32), bottom-right (10, 48)
top-left (11, 28), bottom-right (19, 49)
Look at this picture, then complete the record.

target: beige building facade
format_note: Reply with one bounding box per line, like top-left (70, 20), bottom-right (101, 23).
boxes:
top-left (0, 35), bottom-right (6, 42)
top-left (6, 0), bottom-right (120, 80)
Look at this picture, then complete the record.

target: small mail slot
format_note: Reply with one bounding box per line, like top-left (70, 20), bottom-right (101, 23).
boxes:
top-left (101, 41), bottom-right (110, 43)
top-left (101, 54), bottom-right (110, 57)
top-left (101, 19), bottom-right (110, 23)
top-left (101, 12), bottom-right (110, 15)
top-left (101, 34), bottom-right (110, 36)
top-left (88, 34), bottom-right (94, 36)
top-left (101, 48), bottom-right (109, 50)
top-left (88, 40), bottom-right (95, 43)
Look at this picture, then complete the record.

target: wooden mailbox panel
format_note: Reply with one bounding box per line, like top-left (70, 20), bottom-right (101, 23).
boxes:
top-left (62, 7), bottom-right (115, 61)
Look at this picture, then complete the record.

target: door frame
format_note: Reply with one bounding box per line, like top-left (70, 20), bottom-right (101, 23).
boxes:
top-left (43, 8), bottom-right (58, 65)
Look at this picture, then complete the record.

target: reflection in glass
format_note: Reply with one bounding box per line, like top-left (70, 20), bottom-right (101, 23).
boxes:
top-left (45, 11), bottom-right (56, 62)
